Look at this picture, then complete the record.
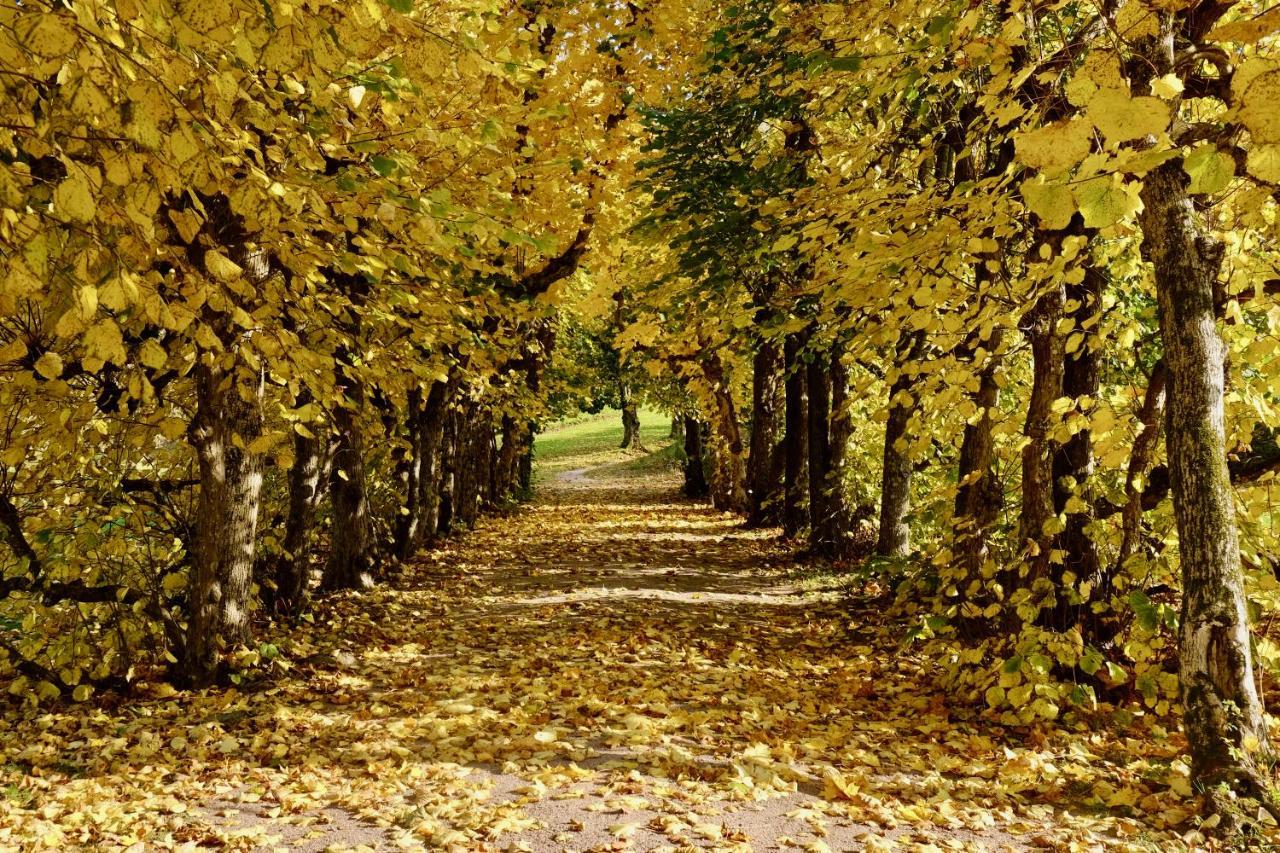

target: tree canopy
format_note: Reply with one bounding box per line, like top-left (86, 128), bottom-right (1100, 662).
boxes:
top-left (5, 0), bottom-right (1280, 840)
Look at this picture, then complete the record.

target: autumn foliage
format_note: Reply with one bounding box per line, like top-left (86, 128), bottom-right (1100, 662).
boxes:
top-left (4, 0), bottom-right (1280, 843)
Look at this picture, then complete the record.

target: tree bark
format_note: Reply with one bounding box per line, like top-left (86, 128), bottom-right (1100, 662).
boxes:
top-left (1118, 362), bottom-right (1167, 571)
top-left (478, 418), bottom-right (497, 510)
top-left (393, 387), bottom-right (424, 561)
top-left (746, 341), bottom-right (783, 527)
top-left (1019, 288), bottom-right (1065, 582)
top-left (182, 238), bottom-right (271, 687)
top-left (953, 329), bottom-right (1004, 575)
top-left (783, 334), bottom-right (808, 538)
top-left (703, 356), bottom-right (748, 512)
top-left (272, 420), bottom-right (326, 615)
top-left (1140, 159), bottom-right (1272, 795)
top-left (496, 415), bottom-right (521, 501)
top-left (827, 345), bottom-right (854, 550)
top-left (322, 383), bottom-right (375, 592)
top-left (682, 416), bottom-right (709, 499)
top-left (806, 353), bottom-right (835, 555)
top-left (1051, 262), bottom-right (1104, 631)
top-left (416, 379), bottom-right (450, 545)
top-left (619, 384), bottom-right (644, 450)
top-left (184, 357), bottom-right (265, 686)
top-left (877, 332), bottom-right (922, 557)
top-left (437, 410), bottom-right (456, 536)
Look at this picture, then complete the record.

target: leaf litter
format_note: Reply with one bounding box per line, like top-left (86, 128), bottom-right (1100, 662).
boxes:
top-left (0, 454), bottom-right (1211, 850)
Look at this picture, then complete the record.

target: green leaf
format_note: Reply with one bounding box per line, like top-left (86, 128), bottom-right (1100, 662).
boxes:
top-left (1184, 145), bottom-right (1235, 194)
top-left (1080, 647), bottom-right (1104, 676)
top-left (1073, 176), bottom-right (1139, 228)
top-left (1129, 590), bottom-right (1159, 633)
top-left (1021, 177), bottom-right (1075, 229)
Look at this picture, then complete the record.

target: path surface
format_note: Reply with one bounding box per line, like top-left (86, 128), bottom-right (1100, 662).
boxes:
top-left (2, 450), bottom-right (1197, 850)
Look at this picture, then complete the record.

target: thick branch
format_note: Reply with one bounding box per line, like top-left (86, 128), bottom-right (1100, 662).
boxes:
top-left (514, 217), bottom-right (594, 296)
top-left (0, 493), bottom-right (40, 580)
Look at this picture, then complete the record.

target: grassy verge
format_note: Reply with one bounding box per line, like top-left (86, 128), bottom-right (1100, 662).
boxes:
top-left (533, 408), bottom-right (678, 480)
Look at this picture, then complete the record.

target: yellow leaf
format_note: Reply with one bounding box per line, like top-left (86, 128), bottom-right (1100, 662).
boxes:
top-left (1021, 177), bottom-right (1075, 230)
top-left (84, 318), bottom-right (128, 366)
top-left (1246, 143), bottom-right (1280, 184)
top-left (1183, 145), bottom-right (1235, 194)
top-left (204, 250), bottom-right (244, 282)
top-left (1150, 74), bottom-right (1183, 99)
top-left (53, 168), bottom-right (98, 223)
top-left (21, 13), bottom-right (78, 57)
top-left (1087, 89), bottom-right (1168, 144)
top-left (1072, 175), bottom-right (1140, 228)
top-left (822, 767), bottom-right (861, 801)
top-left (1239, 70), bottom-right (1280, 143)
top-left (34, 351), bottom-right (63, 379)
top-left (138, 340), bottom-right (168, 370)
top-left (1013, 118), bottom-right (1092, 174)
top-left (1210, 6), bottom-right (1280, 44)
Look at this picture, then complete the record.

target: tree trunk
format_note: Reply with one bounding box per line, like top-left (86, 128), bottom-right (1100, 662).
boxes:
top-left (746, 341), bottom-right (783, 527)
top-left (619, 384), bottom-right (643, 450)
top-left (1051, 262), bottom-right (1104, 631)
top-left (1140, 160), bottom-right (1272, 798)
top-left (496, 415), bottom-right (522, 501)
top-left (437, 410), bottom-right (456, 536)
top-left (456, 404), bottom-right (485, 527)
top-left (1018, 288), bottom-right (1065, 583)
top-left (783, 334), bottom-right (808, 538)
top-left (877, 332), bottom-right (922, 557)
top-left (272, 422), bottom-right (326, 615)
top-left (517, 442), bottom-right (534, 496)
top-left (393, 387), bottom-right (424, 561)
top-left (322, 388), bottom-right (375, 592)
top-left (703, 356), bottom-right (748, 512)
top-left (806, 353), bottom-right (836, 555)
top-left (479, 418), bottom-right (497, 510)
top-left (415, 379), bottom-right (450, 546)
top-left (1118, 362), bottom-right (1167, 572)
top-left (953, 329), bottom-right (1004, 575)
top-left (670, 417), bottom-right (684, 440)
top-left (827, 346), bottom-right (854, 551)
top-left (682, 416), bottom-right (709, 499)
top-left (184, 357), bottom-right (265, 686)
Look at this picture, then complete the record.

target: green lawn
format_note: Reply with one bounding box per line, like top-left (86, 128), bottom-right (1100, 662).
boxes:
top-left (533, 408), bottom-right (678, 479)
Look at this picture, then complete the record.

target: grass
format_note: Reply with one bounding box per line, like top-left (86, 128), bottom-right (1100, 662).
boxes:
top-left (533, 408), bottom-right (678, 480)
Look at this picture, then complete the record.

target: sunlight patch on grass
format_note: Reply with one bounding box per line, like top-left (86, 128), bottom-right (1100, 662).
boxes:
top-left (534, 408), bottom-right (676, 479)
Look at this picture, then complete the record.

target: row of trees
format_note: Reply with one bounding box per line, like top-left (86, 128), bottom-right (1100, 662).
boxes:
top-left (0, 0), bottom-right (699, 691)
top-left (620, 0), bottom-right (1280, 827)
top-left (6, 0), bottom-right (1280, 832)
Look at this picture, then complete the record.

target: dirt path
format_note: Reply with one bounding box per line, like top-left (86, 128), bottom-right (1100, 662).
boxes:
top-left (4, 452), bottom-right (1195, 850)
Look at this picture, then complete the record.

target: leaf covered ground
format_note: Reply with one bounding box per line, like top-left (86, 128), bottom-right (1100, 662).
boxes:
top-left (0, 425), bottom-right (1224, 851)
